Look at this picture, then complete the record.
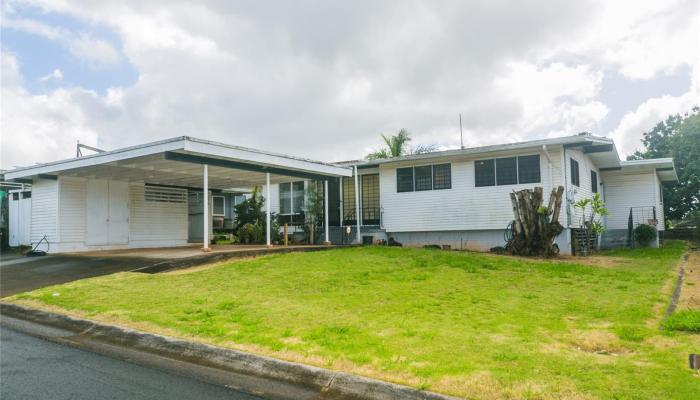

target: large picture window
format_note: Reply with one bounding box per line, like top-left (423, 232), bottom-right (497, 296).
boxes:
top-left (570, 158), bottom-right (580, 187)
top-left (414, 166), bottom-right (433, 191)
top-left (475, 154), bottom-right (541, 186)
top-left (396, 168), bottom-right (414, 192)
top-left (396, 164), bottom-right (452, 192)
top-left (433, 164), bottom-right (452, 189)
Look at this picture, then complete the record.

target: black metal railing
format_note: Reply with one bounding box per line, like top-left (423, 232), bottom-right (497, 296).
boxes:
top-left (342, 207), bottom-right (381, 226)
top-left (627, 206), bottom-right (657, 246)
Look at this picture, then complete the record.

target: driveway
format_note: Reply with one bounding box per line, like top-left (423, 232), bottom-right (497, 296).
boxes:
top-left (0, 254), bottom-right (156, 297)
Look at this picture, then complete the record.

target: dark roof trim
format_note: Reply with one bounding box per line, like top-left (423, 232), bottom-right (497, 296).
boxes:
top-left (583, 144), bottom-right (614, 153)
top-left (164, 151), bottom-right (333, 181)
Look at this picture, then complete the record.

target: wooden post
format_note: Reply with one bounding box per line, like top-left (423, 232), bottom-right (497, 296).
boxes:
top-left (284, 224), bottom-right (288, 247)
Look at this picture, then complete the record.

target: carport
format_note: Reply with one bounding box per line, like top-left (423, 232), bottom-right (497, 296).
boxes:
top-left (4, 137), bottom-right (354, 252)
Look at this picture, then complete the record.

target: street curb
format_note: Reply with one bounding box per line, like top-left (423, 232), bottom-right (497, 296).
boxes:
top-left (0, 303), bottom-right (457, 400)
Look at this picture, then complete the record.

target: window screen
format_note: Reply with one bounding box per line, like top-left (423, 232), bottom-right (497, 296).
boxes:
top-left (397, 167), bottom-right (414, 192)
top-left (433, 164), bottom-right (451, 189)
top-left (475, 159), bottom-right (495, 187)
top-left (361, 174), bottom-right (380, 224)
top-left (279, 182), bottom-right (292, 214)
top-left (292, 181), bottom-right (305, 213)
top-left (22, 191), bottom-right (31, 199)
top-left (570, 158), bottom-right (580, 187)
top-left (590, 170), bottom-right (598, 193)
top-left (496, 157), bottom-right (517, 185)
top-left (342, 177), bottom-right (357, 222)
top-left (517, 155), bottom-right (540, 184)
top-left (414, 166), bottom-right (433, 191)
top-left (212, 196), bottom-right (225, 216)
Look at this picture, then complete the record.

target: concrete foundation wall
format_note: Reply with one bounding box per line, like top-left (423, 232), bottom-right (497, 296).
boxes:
top-left (387, 229), bottom-right (572, 254)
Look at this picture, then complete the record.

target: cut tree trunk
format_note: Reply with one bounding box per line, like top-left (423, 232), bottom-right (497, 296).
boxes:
top-left (505, 186), bottom-right (564, 257)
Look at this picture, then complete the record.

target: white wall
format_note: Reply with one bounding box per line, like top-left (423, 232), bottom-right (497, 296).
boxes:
top-left (30, 178), bottom-right (58, 247)
top-left (380, 147), bottom-right (563, 233)
top-left (601, 171), bottom-right (658, 231)
top-left (128, 183), bottom-right (188, 247)
top-left (563, 149), bottom-right (600, 228)
top-left (59, 176), bottom-right (86, 246)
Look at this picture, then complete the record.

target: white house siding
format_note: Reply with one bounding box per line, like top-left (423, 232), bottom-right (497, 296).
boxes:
top-left (128, 183), bottom-right (188, 247)
top-left (30, 178), bottom-right (58, 246)
top-left (380, 147), bottom-right (563, 234)
top-left (58, 177), bottom-right (86, 248)
top-left (564, 149), bottom-right (600, 228)
top-left (600, 171), bottom-right (657, 230)
top-left (655, 175), bottom-right (665, 230)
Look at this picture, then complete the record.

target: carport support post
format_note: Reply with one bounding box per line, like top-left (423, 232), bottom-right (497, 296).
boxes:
top-left (324, 180), bottom-right (330, 245)
top-left (354, 165), bottom-right (361, 244)
top-left (266, 172), bottom-right (271, 247)
top-left (203, 164), bottom-right (210, 252)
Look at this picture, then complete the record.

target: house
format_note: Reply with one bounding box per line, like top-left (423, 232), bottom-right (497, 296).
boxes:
top-left (4, 134), bottom-right (676, 254)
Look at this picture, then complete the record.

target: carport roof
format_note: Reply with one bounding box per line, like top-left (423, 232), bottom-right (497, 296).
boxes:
top-left (4, 137), bottom-right (353, 189)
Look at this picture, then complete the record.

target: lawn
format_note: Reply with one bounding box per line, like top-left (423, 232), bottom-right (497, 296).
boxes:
top-left (10, 241), bottom-right (700, 399)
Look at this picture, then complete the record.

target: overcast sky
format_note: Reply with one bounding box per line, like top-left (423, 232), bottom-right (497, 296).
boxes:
top-left (1, 0), bottom-right (698, 169)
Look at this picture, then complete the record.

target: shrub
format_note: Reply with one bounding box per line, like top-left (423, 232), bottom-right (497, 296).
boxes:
top-left (634, 224), bottom-right (656, 246)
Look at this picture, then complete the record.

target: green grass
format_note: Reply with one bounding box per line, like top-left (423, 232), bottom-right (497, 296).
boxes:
top-left (664, 310), bottom-right (700, 332)
top-left (10, 241), bottom-right (700, 399)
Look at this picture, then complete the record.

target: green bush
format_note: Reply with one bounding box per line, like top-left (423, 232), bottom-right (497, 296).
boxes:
top-left (663, 310), bottom-right (700, 332)
top-left (634, 224), bottom-right (657, 246)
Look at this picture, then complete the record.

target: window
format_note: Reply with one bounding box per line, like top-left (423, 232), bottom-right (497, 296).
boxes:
top-left (496, 157), bottom-right (517, 185)
top-left (293, 181), bottom-right (305, 213)
top-left (212, 195), bottom-right (225, 216)
top-left (342, 177), bottom-right (356, 222)
top-left (433, 164), bottom-right (452, 189)
top-left (279, 181), bottom-right (305, 214)
top-left (12, 193), bottom-right (19, 200)
top-left (279, 182), bottom-right (292, 214)
top-left (414, 166), bottom-right (433, 191)
top-left (361, 174), bottom-right (380, 225)
top-left (396, 167), bottom-right (414, 192)
top-left (21, 191), bottom-right (31, 199)
top-left (570, 158), bottom-right (580, 187)
top-left (590, 170), bottom-right (598, 193)
top-left (475, 159), bottom-right (495, 187)
top-left (517, 155), bottom-right (540, 184)
top-left (476, 155), bottom-right (541, 187)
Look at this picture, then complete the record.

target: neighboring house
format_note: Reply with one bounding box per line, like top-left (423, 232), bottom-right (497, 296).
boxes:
top-left (5, 134), bottom-right (676, 254)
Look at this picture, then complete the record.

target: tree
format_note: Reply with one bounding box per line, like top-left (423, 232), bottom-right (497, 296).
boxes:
top-left (303, 181), bottom-right (325, 244)
top-left (365, 129), bottom-right (436, 160)
top-left (629, 107), bottom-right (700, 222)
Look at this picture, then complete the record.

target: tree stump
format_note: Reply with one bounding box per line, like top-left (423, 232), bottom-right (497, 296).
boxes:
top-left (505, 186), bottom-right (564, 257)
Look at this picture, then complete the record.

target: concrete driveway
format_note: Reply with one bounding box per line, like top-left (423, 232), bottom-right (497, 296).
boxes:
top-left (0, 253), bottom-right (158, 297)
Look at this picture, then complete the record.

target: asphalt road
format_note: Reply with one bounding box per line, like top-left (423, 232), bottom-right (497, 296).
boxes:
top-left (0, 326), bottom-right (265, 400)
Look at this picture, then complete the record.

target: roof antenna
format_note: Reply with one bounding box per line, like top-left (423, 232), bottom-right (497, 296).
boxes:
top-left (459, 113), bottom-right (464, 149)
top-left (76, 141), bottom-right (106, 158)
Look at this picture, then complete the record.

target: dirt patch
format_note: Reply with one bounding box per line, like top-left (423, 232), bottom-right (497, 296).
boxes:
top-left (570, 330), bottom-right (630, 355)
top-left (677, 248), bottom-right (700, 311)
top-left (434, 372), bottom-right (595, 400)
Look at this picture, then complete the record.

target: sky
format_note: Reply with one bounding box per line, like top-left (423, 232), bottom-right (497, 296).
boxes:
top-left (1, 0), bottom-right (698, 169)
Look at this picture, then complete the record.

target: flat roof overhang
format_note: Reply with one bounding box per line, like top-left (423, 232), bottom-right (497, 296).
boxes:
top-left (4, 137), bottom-right (352, 189)
top-left (600, 158), bottom-right (678, 182)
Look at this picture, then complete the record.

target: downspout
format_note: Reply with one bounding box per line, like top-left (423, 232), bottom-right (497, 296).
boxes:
top-left (354, 165), bottom-right (361, 244)
top-left (541, 144), bottom-right (553, 189)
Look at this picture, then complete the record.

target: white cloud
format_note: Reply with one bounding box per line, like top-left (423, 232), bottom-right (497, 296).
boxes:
top-left (1, 51), bottom-right (101, 168)
top-left (0, 0), bottom-right (698, 168)
top-left (39, 68), bottom-right (63, 82)
top-left (2, 16), bottom-right (122, 66)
